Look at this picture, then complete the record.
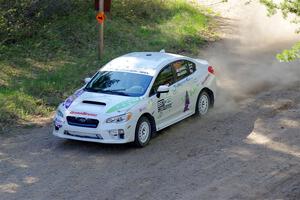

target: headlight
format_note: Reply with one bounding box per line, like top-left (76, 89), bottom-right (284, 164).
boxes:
top-left (106, 113), bottom-right (132, 123)
top-left (56, 109), bottom-right (64, 118)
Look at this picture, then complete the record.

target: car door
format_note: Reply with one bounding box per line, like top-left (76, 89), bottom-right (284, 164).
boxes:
top-left (149, 64), bottom-right (177, 127)
top-left (170, 60), bottom-right (194, 116)
top-left (181, 60), bottom-right (198, 114)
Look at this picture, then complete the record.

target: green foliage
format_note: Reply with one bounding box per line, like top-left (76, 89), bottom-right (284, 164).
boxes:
top-left (277, 41), bottom-right (300, 62)
top-left (0, 0), bottom-right (86, 44)
top-left (259, 0), bottom-right (300, 62)
top-left (0, 0), bottom-right (217, 131)
top-left (260, 0), bottom-right (300, 18)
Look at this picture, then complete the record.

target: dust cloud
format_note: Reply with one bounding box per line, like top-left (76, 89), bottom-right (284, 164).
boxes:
top-left (198, 0), bottom-right (300, 112)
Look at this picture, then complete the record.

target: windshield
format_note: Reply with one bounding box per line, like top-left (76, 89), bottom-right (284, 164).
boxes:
top-left (84, 71), bottom-right (153, 97)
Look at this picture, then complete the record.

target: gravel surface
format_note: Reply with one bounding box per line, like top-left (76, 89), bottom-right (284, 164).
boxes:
top-left (1, 1), bottom-right (300, 199)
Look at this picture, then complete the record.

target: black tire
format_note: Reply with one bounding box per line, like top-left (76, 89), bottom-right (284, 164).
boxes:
top-left (195, 91), bottom-right (210, 117)
top-left (134, 116), bottom-right (152, 147)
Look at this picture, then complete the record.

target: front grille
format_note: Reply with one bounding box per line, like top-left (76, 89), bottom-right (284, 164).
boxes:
top-left (66, 116), bottom-right (99, 128)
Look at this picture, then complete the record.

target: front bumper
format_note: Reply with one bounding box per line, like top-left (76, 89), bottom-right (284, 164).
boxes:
top-left (52, 117), bottom-right (136, 144)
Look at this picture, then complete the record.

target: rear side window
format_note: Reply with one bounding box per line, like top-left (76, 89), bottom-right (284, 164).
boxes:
top-left (172, 60), bottom-right (189, 81)
top-left (186, 60), bottom-right (196, 74)
top-left (171, 60), bottom-right (197, 82)
top-left (150, 65), bottom-right (174, 96)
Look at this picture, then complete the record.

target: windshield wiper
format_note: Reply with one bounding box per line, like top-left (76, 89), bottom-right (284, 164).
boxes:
top-left (84, 87), bottom-right (97, 92)
top-left (84, 88), bottom-right (130, 96)
top-left (105, 89), bottom-right (126, 92)
top-left (84, 88), bottom-right (107, 93)
top-left (102, 90), bottom-right (130, 96)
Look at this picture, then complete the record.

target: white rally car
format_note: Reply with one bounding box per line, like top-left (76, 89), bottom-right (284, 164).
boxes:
top-left (53, 51), bottom-right (216, 147)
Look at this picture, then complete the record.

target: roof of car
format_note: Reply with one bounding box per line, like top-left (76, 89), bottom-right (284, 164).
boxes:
top-left (101, 52), bottom-right (185, 76)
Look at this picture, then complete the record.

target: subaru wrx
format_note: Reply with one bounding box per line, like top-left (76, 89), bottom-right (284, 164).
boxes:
top-left (53, 51), bottom-right (217, 147)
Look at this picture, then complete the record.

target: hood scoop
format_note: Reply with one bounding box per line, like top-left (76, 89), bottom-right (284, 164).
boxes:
top-left (82, 100), bottom-right (106, 106)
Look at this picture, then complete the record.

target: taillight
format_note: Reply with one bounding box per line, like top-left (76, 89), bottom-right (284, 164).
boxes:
top-left (208, 66), bottom-right (215, 75)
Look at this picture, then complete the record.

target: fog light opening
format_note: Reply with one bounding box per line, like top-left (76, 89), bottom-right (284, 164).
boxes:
top-left (55, 125), bottom-right (60, 131)
top-left (109, 129), bottom-right (125, 139)
top-left (118, 129), bottom-right (125, 139)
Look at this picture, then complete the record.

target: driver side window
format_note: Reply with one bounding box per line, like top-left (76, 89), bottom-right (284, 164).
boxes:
top-left (150, 65), bottom-right (174, 96)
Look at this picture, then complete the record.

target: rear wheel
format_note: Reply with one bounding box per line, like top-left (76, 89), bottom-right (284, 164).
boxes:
top-left (195, 91), bottom-right (210, 117)
top-left (134, 116), bottom-right (152, 147)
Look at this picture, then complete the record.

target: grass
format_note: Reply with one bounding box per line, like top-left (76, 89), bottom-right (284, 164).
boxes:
top-left (0, 0), bottom-right (217, 132)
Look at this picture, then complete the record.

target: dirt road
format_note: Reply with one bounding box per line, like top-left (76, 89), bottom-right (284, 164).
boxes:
top-left (1, 1), bottom-right (300, 199)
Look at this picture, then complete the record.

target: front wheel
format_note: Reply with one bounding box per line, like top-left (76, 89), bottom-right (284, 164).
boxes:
top-left (195, 91), bottom-right (210, 117)
top-left (134, 116), bottom-right (152, 147)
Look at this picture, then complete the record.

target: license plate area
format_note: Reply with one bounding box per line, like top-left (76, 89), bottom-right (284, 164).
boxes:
top-left (64, 130), bottom-right (103, 139)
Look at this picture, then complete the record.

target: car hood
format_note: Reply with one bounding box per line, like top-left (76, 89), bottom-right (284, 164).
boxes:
top-left (64, 91), bottom-right (141, 117)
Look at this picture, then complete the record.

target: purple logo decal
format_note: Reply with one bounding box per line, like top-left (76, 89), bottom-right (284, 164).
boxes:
top-left (184, 91), bottom-right (190, 112)
top-left (64, 89), bottom-right (84, 109)
top-left (54, 118), bottom-right (63, 128)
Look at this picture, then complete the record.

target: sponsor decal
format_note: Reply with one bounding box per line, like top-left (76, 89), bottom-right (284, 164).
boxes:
top-left (70, 111), bottom-right (97, 117)
top-left (123, 69), bottom-right (150, 75)
top-left (177, 70), bottom-right (188, 77)
top-left (109, 68), bottom-right (152, 75)
top-left (183, 91), bottom-right (190, 112)
top-left (106, 98), bottom-right (140, 113)
top-left (64, 89), bottom-right (84, 109)
top-left (201, 74), bottom-right (210, 85)
top-left (180, 88), bottom-right (197, 104)
top-left (147, 100), bottom-right (154, 110)
top-left (157, 98), bottom-right (172, 112)
top-left (64, 98), bottom-right (73, 109)
top-left (190, 87), bottom-right (197, 97)
top-left (54, 118), bottom-right (63, 128)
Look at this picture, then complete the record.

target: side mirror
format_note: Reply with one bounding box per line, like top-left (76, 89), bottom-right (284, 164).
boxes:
top-left (156, 85), bottom-right (169, 98)
top-left (84, 77), bottom-right (91, 84)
